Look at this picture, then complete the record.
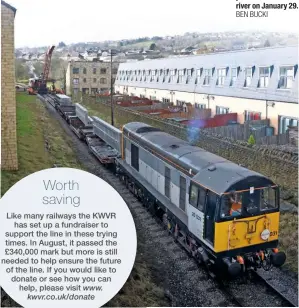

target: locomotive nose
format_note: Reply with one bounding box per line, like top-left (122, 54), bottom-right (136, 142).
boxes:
top-left (271, 251), bottom-right (286, 267)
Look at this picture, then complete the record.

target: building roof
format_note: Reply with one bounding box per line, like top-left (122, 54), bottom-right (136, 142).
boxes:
top-left (115, 46), bottom-right (298, 103)
top-left (1, 0), bottom-right (16, 15)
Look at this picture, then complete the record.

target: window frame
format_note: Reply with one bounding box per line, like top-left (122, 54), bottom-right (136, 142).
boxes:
top-left (259, 66), bottom-right (270, 88)
top-left (203, 69), bottom-right (212, 86)
top-left (278, 115), bottom-right (299, 134)
top-left (244, 67), bottom-right (252, 87)
top-left (278, 65), bottom-right (294, 90)
top-left (217, 68), bottom-right (226, 86)
top-left (216, 106), bottom-right (229, 115)
top-left (231, 67), bottom-right (238, 86)
top-left (73, 78), bottom-right (79, 85)
top-left (178, 69), bottom-right (184, 83)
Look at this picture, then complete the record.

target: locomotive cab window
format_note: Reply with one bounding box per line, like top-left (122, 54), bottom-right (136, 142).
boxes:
top-left (260, 187), bottom-right (277, 211)
top-left (220, 193), bottom-right (243, 218)
top-left (220, 186), bottom-right (278, 220)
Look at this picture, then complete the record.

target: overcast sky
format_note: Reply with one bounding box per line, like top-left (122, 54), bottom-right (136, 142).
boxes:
top-left (7, 0), bottom-right (298, 48)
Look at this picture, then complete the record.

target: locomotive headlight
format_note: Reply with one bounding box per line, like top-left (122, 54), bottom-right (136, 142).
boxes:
top-left (260, 229), bottom-right (270, 240)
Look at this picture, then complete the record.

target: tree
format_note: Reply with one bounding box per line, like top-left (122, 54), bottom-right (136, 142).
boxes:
top-left (264, 39), bottom-right (271, 47)
top-left (248, 134), bottom-right (256, 146)
top-left (15, 59), bottom-right (27, 81)
top-left (58, 41), bottom-right (66, 48)
top-left (149, 43), bottom-right (157, 50)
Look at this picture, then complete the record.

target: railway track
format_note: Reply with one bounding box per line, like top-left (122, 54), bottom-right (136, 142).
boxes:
top-left (40, 94), bottom-right (298, 307)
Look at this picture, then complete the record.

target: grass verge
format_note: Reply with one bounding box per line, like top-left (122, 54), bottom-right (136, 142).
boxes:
top-left (279, 213), bottom-right (298, 273)
top-left (1, 93), bottom-right (82, 196)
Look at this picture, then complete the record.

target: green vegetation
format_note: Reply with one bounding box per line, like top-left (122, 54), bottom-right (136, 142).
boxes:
top-left (15, 58), bottom-right (28, 81)
top-left (247, 134), bottom-right (256, 145)
top-left (123, 40), bottom-right (154, 49)
top-left (279, 213), bottom-right (298, 272)
top-left (1, 93), bottom-right (83, 196)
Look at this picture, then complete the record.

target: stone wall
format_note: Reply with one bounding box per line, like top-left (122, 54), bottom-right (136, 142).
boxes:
top-left (1, 1), bottom-right (18, 170)
top-left (84, 96), bottom-right (298, 204)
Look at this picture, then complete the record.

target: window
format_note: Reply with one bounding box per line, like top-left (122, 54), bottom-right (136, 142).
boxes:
top-left (196, 69), bottom-right (201, 84)
top-left (217, 68), bottom-right (226, 86)
top-left (176, 100), bottom-right (185, 106)
top-left (245, 67), bottom-right (252, 87)
top-left (216, 106), bottom-right (229, 114)
top-left (93, 78), bottom-right (97, 83)
top-left (203, 69), bottom-right (212, 85)
top-left (100, 78), bottom-right (107, 84)
top-left (73, 78), bottom-right (79, 85)
top-left (197, 187), bottom-right (206, 212)
top-left (189, 184), bottom-right (205, 212)
top-left (260, 187), bottom-right (277, 211)
top-left (151, 70), bottom-right (156, 81)
top-left (93, 68), bottom-right (96, 74)
top-left (112, 68), bottom-right (118, 74)
top-left (91, 88), bottom-right (98, 94)
top-left (186, 69), bottom-right (193, 83)
top-left (170, 69), bottom-right (176, 82)
top-left (178, 69), bottom-right (184, 83)
top-left (131, 144), bottom-right (139, 171)
top-left (189, 185), bottom-right (199, 207)
top-left (164, 167), bottom-right (171, 198)
top-left (83, 68), bottom-right (87, 74)
top-left (244, 110), bottom-right (261, 121)
top-left (279, 66), bottom-right (294, 89)
top-left (72, 68), bottom-right (79, 74)
top-left (231, 68), bottom-right (237, 86)
top-left (83, 78), bottom-right (86, 83)
top-left (82, 88), bottom-right (89, 94)
top-left (279, 116), bottom-right (299, 134)
top-left (100, 68), bottom-right (107, 74)
top-left (220, 193), bottom-right (242, 218)
top-left (259, 67), bottom-right (270, 88)
top-left (194, 103), bottom-right (206, 109)
top-left (162, 98), bottom-right (170, 103)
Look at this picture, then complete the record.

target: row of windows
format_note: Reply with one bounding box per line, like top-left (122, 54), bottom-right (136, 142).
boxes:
top-left (73, 78), bottom-right (107, 85)
top-left (117, 65), bottom-right (296, 89)
top-left (74, 87), bottom-right (109, 95)
top-left (72, 67), bottom-right (118, 75)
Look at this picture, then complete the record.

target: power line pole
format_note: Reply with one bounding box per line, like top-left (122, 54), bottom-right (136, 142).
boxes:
top-left (110, 50), bottom-right (114, 126)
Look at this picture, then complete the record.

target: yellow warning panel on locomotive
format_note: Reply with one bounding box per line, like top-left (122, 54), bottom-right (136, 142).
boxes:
top-left (214, 212), bottom-right (280, 253)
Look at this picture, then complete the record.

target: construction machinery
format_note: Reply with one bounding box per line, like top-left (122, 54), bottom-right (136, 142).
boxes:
top-left (27, 45), bottom-right (64, 95)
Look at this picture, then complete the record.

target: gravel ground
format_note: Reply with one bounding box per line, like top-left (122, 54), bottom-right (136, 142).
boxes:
top-left (41, 100), bottom-right (298, 307)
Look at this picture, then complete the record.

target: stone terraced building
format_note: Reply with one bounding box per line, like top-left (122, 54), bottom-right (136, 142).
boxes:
top-left (1, 0), bottom-right (18, 170)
